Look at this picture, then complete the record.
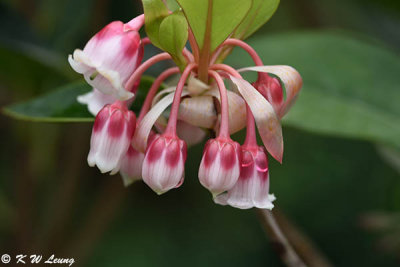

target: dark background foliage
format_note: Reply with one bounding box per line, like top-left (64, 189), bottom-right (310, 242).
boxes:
top-left (0, 0), bottom-right (400, 266)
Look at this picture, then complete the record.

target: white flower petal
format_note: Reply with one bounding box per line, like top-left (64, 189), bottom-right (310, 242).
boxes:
top-left (77, 88), bottom-right (117, 116)
top-left (230, 76), bottom-right (283, 163)
top-left (68, 53), bottom-right (93, 74)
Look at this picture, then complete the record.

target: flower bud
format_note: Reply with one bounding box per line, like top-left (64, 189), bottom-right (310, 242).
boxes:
top-left (142, 134), bottom-right (187, 194)
top-left (198, 138), bottom-right (241, 196)
top-left (253, 73), bottom-right (284, 116)
top-left (88, 101), bottom-right (136, 174)
top-left (214, 146), bottom-right (275, 209)
top-left (69, 18), bottom-right (144, 100)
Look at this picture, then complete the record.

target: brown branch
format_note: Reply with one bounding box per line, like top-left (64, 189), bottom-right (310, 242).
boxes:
top-left (257, 209), bottom-right (307, 267)
top-left (257, 208), bottom-right (333, 267)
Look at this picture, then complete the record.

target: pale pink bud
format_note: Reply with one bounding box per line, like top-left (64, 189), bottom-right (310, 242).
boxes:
top-left (88, 102), bottom-right (136, 174)
top-left (69, 18), bottom-right (144, 100)
top-left (198, 138), bottom-right (241, 196)
top-left (119, 145), bottom-right (144, 187)
top-left (142, 134), bottom-right (187, 195)
top-left (253, 73), bottom-right (284, 116)
top-left (214, 146), bottom-right (275, 209)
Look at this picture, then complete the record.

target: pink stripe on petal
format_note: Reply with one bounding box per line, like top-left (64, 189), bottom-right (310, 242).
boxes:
top-left (221, 143), bottom-right (236, 170)
top-left (108, 110), bottom-right (125, 137)
top-left (165, 140), bottom-right (180, 167)
top-left (203, 140), bottom-right (219, 167)
top-left (93, 106), bottom-right (110, 132)
top-left (146, 136), bottom-right (165, 163)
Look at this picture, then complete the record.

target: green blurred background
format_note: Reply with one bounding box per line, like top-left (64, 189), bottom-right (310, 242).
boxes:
top-left (1, 0), bottom-right (400, 266)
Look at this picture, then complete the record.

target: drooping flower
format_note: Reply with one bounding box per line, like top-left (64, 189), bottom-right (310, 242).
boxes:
top-left (88, 101), bottom-right (136, 174)
top-left (198, 137), bottom-right (241, 196)
top-left (198, 70), bottom-right (242, 196)
top-left (214, 146), bottom-right (275, 209)
top-left (69, 15), bottom-right (144, 101)
top-left (142, 134), bottom-right (187, 194)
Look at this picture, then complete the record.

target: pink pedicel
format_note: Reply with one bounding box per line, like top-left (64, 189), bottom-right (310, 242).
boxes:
top-left (68, 16), bottom-right (144, 101)
top-left (142, 134), bottom-right (187, 195)
top-left (214, 146), bottom-right (275, 209)
top-left (198, 138), bottom-right (241, 196)
top-left (253, 72), bottom-right (284, 117)
top-left (88, 101), bottom-right (136, 174)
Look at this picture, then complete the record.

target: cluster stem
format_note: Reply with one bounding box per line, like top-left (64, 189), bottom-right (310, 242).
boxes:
top-left (138, 67), bottom-right (180, 122)
top-left (164, 64), bottom-right (197, 136)
top-left (208, 70), bottom-right (230, 139)
top-left (125, 52), bottom-right (172, 93)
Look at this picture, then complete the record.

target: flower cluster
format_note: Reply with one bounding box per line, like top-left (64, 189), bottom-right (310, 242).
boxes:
top-left (69, 11), bottom-right (302, 209)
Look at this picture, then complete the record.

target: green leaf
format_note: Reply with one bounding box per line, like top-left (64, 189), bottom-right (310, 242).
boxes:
top-left (233, 0), bottom-right (280, 40)
top-left (165, 0), bottom-right (180, 12)
top-left (3, 76), bottom-right (157, 122)
top-left (177, 0), bottom-right (252, 51)
top-left (227, 31), bottom-right (400, 148)
top-left (142, 0), bottom-right (170, 49)
top-left (159, 11), bottom-right (188, 68)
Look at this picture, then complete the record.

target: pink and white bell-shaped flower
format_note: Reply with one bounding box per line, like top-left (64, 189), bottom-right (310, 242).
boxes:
top-left (119, 145), bottom-right (144, 187)
top-left (88, 101), bottom-right (136, 174)
top-left (69, 15), bottom-right (144, 101)
top-left (198, 138), bottom-right (241, 196)
top-left (214, 146), bottom-right (276, 209)
top-left (142, 134), bottom-right (187, 195)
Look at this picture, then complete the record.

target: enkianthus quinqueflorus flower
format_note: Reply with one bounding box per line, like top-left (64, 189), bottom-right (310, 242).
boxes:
top-left (198, 71), bottom-right (241, 196)
top-left (69, 15), bottom-right (144, 103)
top-left (88, 101), bottom-right (136, 174)
top-left (70, 2), bottom-right (303, 210)
top-left (198, 137), bottom-right (241, 196)
top-left (142, 134), bottom-right (187, 194)
top-left (214, 145), bottom-right (276, 210)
